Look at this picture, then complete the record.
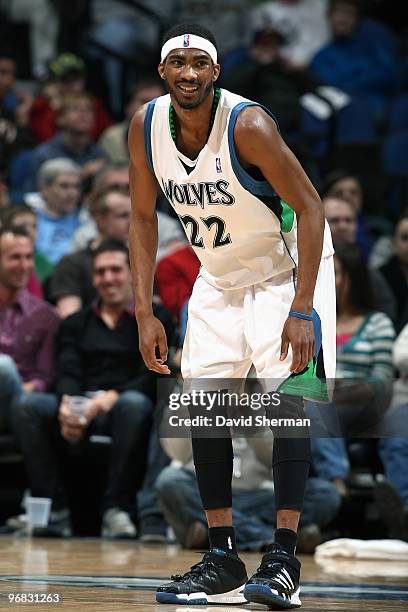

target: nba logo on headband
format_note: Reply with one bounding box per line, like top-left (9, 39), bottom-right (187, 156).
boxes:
top-left (161, 34), bottom-right (218, 63)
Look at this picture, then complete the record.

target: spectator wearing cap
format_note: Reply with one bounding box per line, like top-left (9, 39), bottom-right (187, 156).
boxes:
top-left (0, 226), bottom-right (59, 433)
top-left (30, 53), bottom-right (112, 143)
top-left (28, 158), bottom-right (84, 266)
top-left (25, 93), bottom-right (109, 193)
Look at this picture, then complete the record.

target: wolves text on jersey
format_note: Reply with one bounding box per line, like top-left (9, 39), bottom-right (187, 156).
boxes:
top-left (161, 178), bottom-right (235, 209)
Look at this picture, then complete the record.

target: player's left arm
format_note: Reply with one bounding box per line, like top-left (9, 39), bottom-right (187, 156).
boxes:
top-left (234, 106), bottom-right (325, 373)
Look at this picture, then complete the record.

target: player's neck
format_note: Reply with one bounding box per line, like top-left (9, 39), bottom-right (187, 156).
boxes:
top-left (171, 90), bottom-right (214, 141)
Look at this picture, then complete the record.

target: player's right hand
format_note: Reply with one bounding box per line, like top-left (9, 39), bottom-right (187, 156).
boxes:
top-left (137, 314), bottom-right (170, 374)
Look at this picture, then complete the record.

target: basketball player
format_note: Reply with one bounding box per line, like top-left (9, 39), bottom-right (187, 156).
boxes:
top-left (128, 23), bottom-right (336, 609)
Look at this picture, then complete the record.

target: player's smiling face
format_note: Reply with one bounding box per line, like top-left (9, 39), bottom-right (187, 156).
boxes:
top-left (159, 48), bottom-right (220, 109)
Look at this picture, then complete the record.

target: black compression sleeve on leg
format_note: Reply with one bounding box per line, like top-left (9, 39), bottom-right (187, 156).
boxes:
top-left (267, 394), bottom-right (311, 511)
top-left (189, 397), bottom-right (233, 510)
top-left (191, 436), bottom-right (233, 510)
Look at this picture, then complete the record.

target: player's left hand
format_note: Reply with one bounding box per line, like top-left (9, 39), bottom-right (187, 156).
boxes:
top-left (280, 316), bottom-right (315, 373)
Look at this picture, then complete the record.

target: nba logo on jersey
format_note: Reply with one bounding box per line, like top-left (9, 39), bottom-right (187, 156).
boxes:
top-left (216, 157), bottom-right (222, 173)
top-left (183, 34), bottom-right (190, 47)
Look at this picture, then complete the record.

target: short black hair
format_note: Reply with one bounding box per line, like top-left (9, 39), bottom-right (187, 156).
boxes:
top-left (162, 23), bottom-right (217, 51)
top-left (92, 238), bottom-right (129, 265)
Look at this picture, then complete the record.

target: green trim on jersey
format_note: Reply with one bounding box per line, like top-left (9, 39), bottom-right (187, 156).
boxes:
top-left (280, 200), bottom-right (295, 233)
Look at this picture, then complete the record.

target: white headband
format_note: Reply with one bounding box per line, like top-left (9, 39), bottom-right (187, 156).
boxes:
top-left (161, 34), bottom-right (217, 64)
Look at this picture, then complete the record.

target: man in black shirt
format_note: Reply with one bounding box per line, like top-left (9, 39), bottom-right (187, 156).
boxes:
top-left (14, 239), bottom-right (173, 538)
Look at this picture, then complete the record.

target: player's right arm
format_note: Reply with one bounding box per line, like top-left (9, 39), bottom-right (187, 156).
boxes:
top-left (128, 107), bottom-right (170, 374)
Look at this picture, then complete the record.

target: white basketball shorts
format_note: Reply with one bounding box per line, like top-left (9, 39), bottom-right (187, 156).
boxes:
top-left (181, 256), bottom-right (336, 398)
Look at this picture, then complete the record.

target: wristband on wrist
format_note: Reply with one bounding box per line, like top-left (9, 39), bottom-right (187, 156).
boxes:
top-left (288, 310), bottom-right (313, 321)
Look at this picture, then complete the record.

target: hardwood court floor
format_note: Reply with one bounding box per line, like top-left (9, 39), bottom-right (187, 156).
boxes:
top-left (0, 537), bottom-right (407, 611)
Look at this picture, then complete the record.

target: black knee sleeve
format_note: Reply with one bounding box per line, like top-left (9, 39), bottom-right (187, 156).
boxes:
top-left (189, 398), bottom-right (233, 510)
top-left (267, 394), bottom-right (311, 512)
top-left (191, 435), bottom-right (233, 510)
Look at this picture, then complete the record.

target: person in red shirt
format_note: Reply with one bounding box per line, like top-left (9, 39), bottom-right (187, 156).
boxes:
top-left (155, 241), bottom-right (200, 321)
top-left (30, 53), bottom-right (112, 143)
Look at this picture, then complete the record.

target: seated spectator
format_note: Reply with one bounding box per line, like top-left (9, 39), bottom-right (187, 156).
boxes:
top-left (157, 389), bottom-right (341, 552)
top-left (1, 203), bottom-right (53, 284)
top-left (25, 92), bottom-right (109, 192)
top-left (70, 161), bottom-right (131, 251)
top-left (310, 243), bottom-right (395, 497)
top-left (99, 80), bottom-right (163, 164)
top-left (223, 25), bottom-right (316, 138)
top-left (321, 170), bottom-right (374, 257)
top-left (0, 208), bottom-right (42, 300)
top-left (14, 239), bottom-right (174, 537)
top-left (155, 242), bottom-right (200, 321)
top-left (49, 186), bottom-right (131, 318)
top-left (375, 322), bottom-right (408, 541)
top-left (310, 0), bottom-right (398, 117)
top-left (250, 0), bottom-right (330, 69)
top-left (28, 158), bottom-right (84, 266)
top-left (324, 196), bottom-right (396, 320)
top-left (30, 52), bottom-right (112, 144)
top-left (0, 49), bottom-right (34, 177)
top-left (379, 212), bottom-right (408, 334)
top-left (70, 161), bottom-right (185, 258)
top-left (334, 243), bottom-right (395, 436)
top-left (0, 226), bottom-right (59, 433)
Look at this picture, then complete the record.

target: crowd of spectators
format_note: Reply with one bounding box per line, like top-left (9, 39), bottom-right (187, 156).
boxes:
top-left (0, 0), bottom-right (407, 546)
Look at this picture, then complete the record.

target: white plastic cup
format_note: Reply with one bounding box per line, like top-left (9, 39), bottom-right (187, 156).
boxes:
top-left (68, 395), bottom-right (89, 417)
top-left (26, 497), bottom-right (51, 529)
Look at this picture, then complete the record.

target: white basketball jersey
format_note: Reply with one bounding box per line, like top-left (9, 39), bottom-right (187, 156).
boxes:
top-left (145, 88), bottom-right (334, 290)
